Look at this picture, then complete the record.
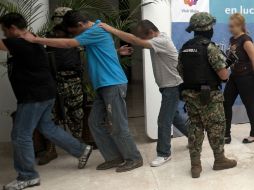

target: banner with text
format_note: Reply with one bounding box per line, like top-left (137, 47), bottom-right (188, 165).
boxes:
top-left (172, 0), bottom-right (254, 49)
top-left (171, 0), bottom-right (254, 123)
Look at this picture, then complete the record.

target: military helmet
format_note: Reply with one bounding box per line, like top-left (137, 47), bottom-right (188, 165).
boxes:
top-left (186, 12), bottom-right (216, 33)
top-left (51, 7), bottom-right (72, 25)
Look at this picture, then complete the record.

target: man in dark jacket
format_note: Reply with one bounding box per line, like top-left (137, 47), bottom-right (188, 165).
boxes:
top-left (0, 13), bottom-right (92, 190)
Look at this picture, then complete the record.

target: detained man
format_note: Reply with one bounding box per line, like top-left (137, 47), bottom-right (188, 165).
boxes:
top-left (23, 10), bottom-right (143, 172)
top-left (99, 20), bottom-right (189, 167)
top-left (0, 13), bottom-right (92, 190)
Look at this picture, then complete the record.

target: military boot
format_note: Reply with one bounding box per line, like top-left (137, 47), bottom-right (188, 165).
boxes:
top-left (38, 142), bottom-right (58, 166)
top-left (191, 159), bottom-right (202, 178)
top-left (213, 153), bottom-right (237, 170)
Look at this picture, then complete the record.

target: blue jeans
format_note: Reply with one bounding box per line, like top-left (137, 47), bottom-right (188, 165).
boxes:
top-left (11, 99), bottom-right (86, 181)
top-left (157, 86), bottom-right (188, 157)
top-left (89, 84), bottom-right (142, 161)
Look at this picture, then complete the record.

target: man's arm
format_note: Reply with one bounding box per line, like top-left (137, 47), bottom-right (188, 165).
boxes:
top-left (23, 35), bottom-right (80, 48)
top-left (117, 45), bottom-right (134, 56)
top-left (207, 43), bottom-right (229, 81)
top-left (100, 23), bottom-right (152, 49)
top-left (0, 40), bottom-right (8, 51)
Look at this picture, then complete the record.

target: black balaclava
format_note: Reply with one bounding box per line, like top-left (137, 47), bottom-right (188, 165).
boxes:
top-left (194, 28), bottom-right (214, 40)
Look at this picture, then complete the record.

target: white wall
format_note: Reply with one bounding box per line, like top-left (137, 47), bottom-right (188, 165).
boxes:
top-left (0, 0), bottom-right (49, 142)
top-left (0, 28), bottom-right (16, 142)
top-left (142, 0), bottom-right (171, 139)
top-left (0, 69), bottom-right (16, 142)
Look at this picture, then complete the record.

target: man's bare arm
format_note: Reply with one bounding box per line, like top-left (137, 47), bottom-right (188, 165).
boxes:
top-left (31, 37), bottom-right (79, 48)
top-left (23, 35), bottom-right (80, 48)
top-left (100, 23), bottom-right (152, 49)
top-left (117, 45), bottom-right (134, 56)
top-left (0, 40), bottom-right (8, 51)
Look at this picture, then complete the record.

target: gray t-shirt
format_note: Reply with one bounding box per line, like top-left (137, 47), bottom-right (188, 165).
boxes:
top-left (149, 33), bottom-right (183, 88)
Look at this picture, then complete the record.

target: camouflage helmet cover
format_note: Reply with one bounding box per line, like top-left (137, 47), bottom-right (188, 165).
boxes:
top-left (186, 12), bottom-right (216, 33)
top-left (52, 7), bottom-right (72, 25)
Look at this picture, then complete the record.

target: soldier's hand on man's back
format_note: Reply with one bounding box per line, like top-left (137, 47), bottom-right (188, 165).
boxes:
top-left (118, 45), bottom-right (134, 56)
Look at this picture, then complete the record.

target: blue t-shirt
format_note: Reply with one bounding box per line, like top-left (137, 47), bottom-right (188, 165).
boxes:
top-left (75, 20), bottom-right (128, 90)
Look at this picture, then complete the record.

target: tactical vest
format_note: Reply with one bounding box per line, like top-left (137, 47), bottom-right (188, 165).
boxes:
top-left (180, 37), bottom-right (221, 90)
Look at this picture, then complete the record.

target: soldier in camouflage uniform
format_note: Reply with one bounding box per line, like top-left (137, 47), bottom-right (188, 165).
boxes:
top-left (38, 7), bottom-right (85, 165)
top-left (178, 12), bottom-right (237, 178)
top-left (51, 7), bottom-right (72, 25)
top-left (49, 24), bottom-right (84, 140)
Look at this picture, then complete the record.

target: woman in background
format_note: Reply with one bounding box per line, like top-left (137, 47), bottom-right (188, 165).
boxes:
top-left (224, 13), bottom-right (254, 144)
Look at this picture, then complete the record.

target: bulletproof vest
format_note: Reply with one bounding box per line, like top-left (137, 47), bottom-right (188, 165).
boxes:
top-left (180, 37), bottom-right (221, 89)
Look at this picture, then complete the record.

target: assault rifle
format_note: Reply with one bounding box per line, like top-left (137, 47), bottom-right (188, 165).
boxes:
top-left (220, 49), bottom-right (239, 69)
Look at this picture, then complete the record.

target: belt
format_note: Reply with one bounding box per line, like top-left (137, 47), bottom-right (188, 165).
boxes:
top-left (183, 85), bottom-right (220, 91)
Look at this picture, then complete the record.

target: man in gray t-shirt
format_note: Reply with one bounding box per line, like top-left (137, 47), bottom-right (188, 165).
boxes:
top-left (100, 20), bottom-right (188, 167)
top-left (149, 32), bottom-right (183, 88)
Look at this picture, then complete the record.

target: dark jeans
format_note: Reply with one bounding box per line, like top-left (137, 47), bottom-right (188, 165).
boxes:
top-left (88, 84), bottom-right (142, 161)
top-left (157, 86), bottom-right (189, 157)
top-left (224, 74), bottom-right (254, 137)
top-left (12, 99), bottom-right (86, 181)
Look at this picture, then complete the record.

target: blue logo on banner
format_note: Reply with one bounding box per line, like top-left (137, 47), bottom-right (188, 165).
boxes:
top-left (210, 0), bottom-right (254, 23)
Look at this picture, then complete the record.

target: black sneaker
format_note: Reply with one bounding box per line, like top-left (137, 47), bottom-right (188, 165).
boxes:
top-left (116, 159), bottom-right (143, 173)
top-left (96, 158), bottom-right (124, 170)
top-left (78, 145), bottom-right (93, 169)
top-left (3, 178), bottom-right (40, 190)
top-left (225, 136), bottom-right (232, 144)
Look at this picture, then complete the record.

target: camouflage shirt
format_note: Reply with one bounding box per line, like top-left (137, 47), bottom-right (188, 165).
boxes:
top-left (177, 38), bottom-right (227, 78)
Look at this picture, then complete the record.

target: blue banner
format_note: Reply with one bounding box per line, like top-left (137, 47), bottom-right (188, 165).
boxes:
top-left (171, 0), bottom-right (254, 123)
top-left (172, 0), bottom-right (254, 49)
top-left (211, 0), bottom-right (254, 24)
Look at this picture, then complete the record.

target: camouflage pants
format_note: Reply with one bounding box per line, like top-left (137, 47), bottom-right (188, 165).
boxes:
top-left (55, 71), bottom-right (84, 139)
top-left (183, 90), bottom-right (226, 160)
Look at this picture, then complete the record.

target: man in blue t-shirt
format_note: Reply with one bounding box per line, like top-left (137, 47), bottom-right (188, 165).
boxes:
top-left (24, 10), bottom-right (143, 172)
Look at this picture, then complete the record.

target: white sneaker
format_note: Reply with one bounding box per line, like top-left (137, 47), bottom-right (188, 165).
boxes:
top-left (3, 178), bottom-right (40, 190)
top-left (150, 156), bottom-right (172, 167)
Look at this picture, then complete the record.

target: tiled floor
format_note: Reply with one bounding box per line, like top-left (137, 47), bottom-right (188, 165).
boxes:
top-left (1, 124), bottom-right (254, 190)
top-left (1, 83), bottom-right (254, 190)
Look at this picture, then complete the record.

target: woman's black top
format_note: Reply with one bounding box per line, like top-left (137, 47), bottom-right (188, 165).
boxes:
top-left (229, 34), bottom-right (253, 76)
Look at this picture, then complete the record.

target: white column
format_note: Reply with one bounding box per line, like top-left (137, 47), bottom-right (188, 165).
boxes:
top-left (142, 0), bottom-right (171, 139)
top-left (31, 0), bottom-right (49, 33)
